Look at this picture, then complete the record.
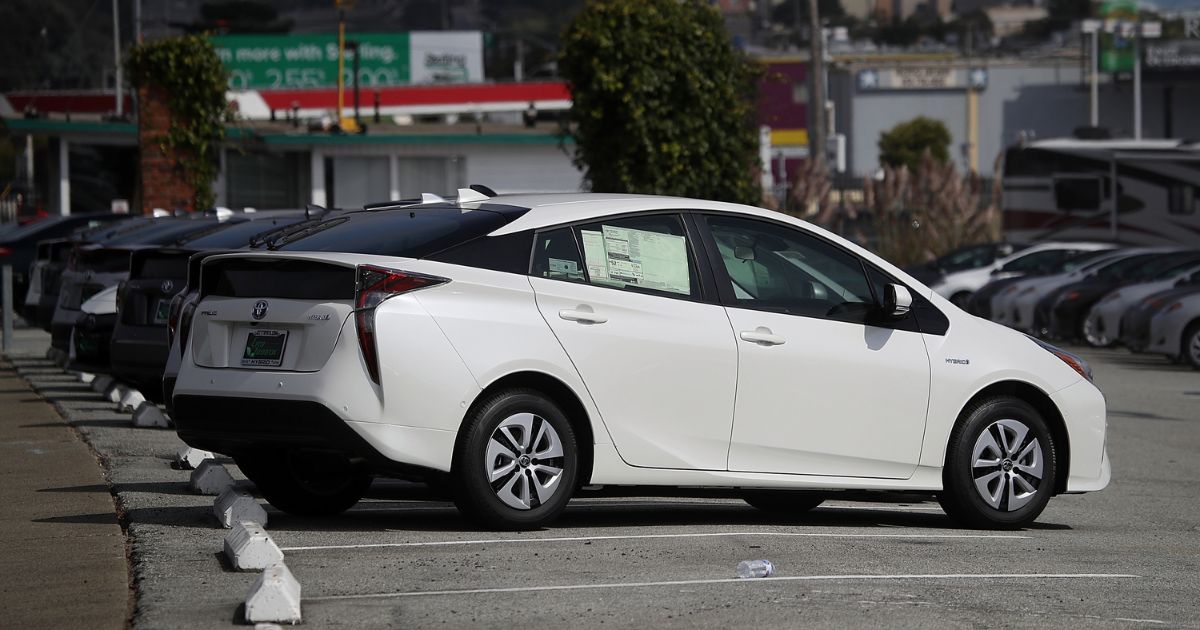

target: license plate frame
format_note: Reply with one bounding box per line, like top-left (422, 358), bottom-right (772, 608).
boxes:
top-left (241, 329), bottom-right (289, 367)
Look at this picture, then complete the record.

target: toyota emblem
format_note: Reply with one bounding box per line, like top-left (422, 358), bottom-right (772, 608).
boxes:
top-left (161, 280), bottom-right (174, 293)
top-left (252, 300), bottom-right (269, 320)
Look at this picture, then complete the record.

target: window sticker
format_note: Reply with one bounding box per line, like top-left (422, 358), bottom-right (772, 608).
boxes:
top-left (580, 226), bottom-right (690, 295)
top-left (547, 257), bottom-right (583, 280)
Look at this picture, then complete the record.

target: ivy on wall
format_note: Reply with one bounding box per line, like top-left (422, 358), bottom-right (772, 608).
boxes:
top-left (126, 35), bottom-right (228, 211)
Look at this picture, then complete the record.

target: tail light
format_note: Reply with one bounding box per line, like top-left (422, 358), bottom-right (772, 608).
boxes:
top-left (1166, 302), bottom-right (1183, 313)
top-left (354, 265), bottom-right (448, 384)
top-left (0, 246), bottom-right (11, 257)
top-left (177, 301), bottom-right (197, 358)
top-left (1062, 291), bottom-right (1081, 302)
top-left (167, 292), bottom-right (186, 344)
top-left (115, 281), bottom-right (127, 313)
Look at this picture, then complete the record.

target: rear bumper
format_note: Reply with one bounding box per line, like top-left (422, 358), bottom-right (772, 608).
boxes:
top-left (110, 324), bottom-right (169, 395)
top-left (71, 313), bottom-right (117, 368)
top-left (173, 395), bottom-right (448, 479)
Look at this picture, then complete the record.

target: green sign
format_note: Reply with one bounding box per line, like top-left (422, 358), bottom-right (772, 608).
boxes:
top-left (212, 34), bottom-right (411, 90)
top-left (1099, 0), bottom-right (1137, 73)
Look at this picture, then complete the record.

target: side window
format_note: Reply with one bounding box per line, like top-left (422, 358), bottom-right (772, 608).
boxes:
top-left (704, 215), bottom-right (875, 321)
top-left (532, 228), bottom-right (586, 282)
top-left (1001, 249), bottom-right (1069, 273)
top-left (572, 214), bottom-right (697, 297)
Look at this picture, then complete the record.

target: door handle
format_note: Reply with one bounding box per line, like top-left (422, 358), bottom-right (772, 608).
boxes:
top-left (559, 307), bottom-right (608, 324)
top-left (739, 327), bottom-right (786, 346)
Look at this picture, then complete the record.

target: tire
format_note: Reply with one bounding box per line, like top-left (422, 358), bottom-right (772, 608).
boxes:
top-left (1082, 312), bottom-right (1111, 348)
top-left (452, 389), bottom-right (578, 530)
top-left (742, 491), bottom-right (825, 515)
top-left (1182, 323), bottom-right (1200, 370)
top-left (236, 449), bottom-right (371, 517)
top-left (950, 291), bottom-right (973, 309)
top-left (938, 397), bottom-right (1057, 529)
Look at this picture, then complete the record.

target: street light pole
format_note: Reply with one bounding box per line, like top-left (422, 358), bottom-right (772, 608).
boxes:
top-left (1082, 19), bottom-right (1100, 127)
top-left (807, 0), bottom-right (827, 166)
top-left (1133, 20), bottom-right (1142, 140)
top-left (112, 0), bottom-right (123, 117)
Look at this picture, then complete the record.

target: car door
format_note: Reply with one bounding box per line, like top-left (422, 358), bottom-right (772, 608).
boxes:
top-left (527, 213), bottom-right (738, 471)
top-left (698, 213), bottom-right (932, 479)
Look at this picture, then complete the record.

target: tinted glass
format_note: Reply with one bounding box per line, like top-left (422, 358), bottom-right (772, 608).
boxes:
top-left (573, 214), bottom-right (696, 297)
top-left (104, 219), bottom-right (227, 246)
top-left (532, 228), bottom-right (586, 282)
top-left (180, 216), bottom-right (308, 249)
top-left (706, 215), bottom-right (874, 321)
top-left (275, 207), bottom-right (523, 257)
top-left (1094, 253), bottom-right (1161, 281)
top-left (1001, 249), bottom-right (1072, 273)
top-left (936, 244), bottom-right (998, 272)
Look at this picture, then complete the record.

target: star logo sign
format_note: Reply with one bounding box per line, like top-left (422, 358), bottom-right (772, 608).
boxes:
top-left (858, 70), bottom-right (879, 90)
top-left (968, 68), bottom-right (988, 90)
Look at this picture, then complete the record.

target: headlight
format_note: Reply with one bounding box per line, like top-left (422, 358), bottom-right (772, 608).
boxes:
top-left (1028, 336), bottom-right (1093, 382)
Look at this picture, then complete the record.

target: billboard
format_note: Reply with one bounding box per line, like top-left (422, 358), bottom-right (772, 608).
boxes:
top-left (1098, 0), bottom-right (1138, 73)
top-left (212, 32), bottom-right (482, 90)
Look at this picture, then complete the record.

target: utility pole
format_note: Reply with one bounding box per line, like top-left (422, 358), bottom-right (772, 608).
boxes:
top-left (1133, 19), bottom-right (1142, 140)
top-left (1082, 19), bottom-right (1100, 127)
top-left (807, 0), bottom-right (827, 166)
top-left (113, 0), bottom-right (123, 117)
top-left (134, 0), bottom-right (142, 43)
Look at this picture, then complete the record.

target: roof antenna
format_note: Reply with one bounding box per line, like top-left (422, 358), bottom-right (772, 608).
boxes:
top-left (469, 184), bottom-right (498, 196)
top-left (457, 188), bottom-right (490, 203)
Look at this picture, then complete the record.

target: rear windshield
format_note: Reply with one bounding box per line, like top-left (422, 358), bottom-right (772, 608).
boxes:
top-left (105, 219), bottom-right (229, 246)
top-left (180, 215), bottom-right (308, 249)
top-left (274, 206), bottom-right (528, 257)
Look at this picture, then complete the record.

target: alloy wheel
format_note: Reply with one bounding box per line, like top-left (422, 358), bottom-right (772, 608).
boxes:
top-left (486, 412), bottom-right (565, 510)
top-left (970, 418), bottom-right (1044, 511)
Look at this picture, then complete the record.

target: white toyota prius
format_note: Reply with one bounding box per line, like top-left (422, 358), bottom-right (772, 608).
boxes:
top-left (172, 191), bottom-right (1110, 530)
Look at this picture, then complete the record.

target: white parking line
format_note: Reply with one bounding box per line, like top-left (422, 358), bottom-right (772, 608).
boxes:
top-left (305, 573), bottom-right (1139, 602)
top-left (280, 530), bottom-right (1027, 552)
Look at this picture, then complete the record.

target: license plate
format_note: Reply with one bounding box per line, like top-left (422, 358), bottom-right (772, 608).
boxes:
top-left (153, 299), bottom-right (170, 325)
top-left (241, 329), bottom-right (288, 367)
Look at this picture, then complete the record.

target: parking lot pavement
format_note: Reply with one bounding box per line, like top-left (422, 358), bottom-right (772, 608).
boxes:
top-left (5, 333), bottom-right (1200, 628)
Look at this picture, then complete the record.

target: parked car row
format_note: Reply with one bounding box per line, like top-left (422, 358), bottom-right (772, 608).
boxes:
top-left (15, 209), bottom-right (325, 399)
top-left (146, 190), bottom-right (1110, 531)
top-left (960, 245), bottom-right (1200, 368)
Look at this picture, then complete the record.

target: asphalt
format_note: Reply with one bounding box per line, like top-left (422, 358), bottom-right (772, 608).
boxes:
top-left (2, 321), bottom-right (1199, 629)
top-left (0, 327), bottom-right (129, 628)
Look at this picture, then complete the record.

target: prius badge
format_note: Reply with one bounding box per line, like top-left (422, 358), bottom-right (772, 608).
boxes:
top-left (252, 300), bottom-right (269, 320)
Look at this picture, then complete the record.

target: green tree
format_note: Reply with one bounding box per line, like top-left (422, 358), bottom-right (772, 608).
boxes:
top-left (878, 116), bottom-right (952, 172)
top-left (559, 0), bottom-right (760, 205)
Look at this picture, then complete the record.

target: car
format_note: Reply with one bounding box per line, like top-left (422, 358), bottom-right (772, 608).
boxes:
top-left (997, 249), bottom-right (1145, 335)
top-left (1083, 260), bottom-right (1200, 347)
top-left (1144, 290), bottom-right (1200, 369)
top-left (904, 242), bottom-right (1025, 286)
top-left (1118, 282), bottom-right (1200, 354)
top-left (967, 249), bottom-right (1113, 320)
top-left (23, 217), bottom-right (154, 329)
top-left (1042, 251), bottom-right (1198, 342)
top-left (160, 211), bottom-right (343, 410)
top-left (172, 191), bottom-right (1109, 530)
top-left (109, 211), bottom-right (312, 398)
top-left (0, 213), bottom-right (127, 305)
top-left (49, 216), bottom-right (238, 353)
top-left (929, 241), bottom-right (1114, 308)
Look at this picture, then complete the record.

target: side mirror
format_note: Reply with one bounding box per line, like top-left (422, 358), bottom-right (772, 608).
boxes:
top-left (883, 283), bottom-right (912, 318)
